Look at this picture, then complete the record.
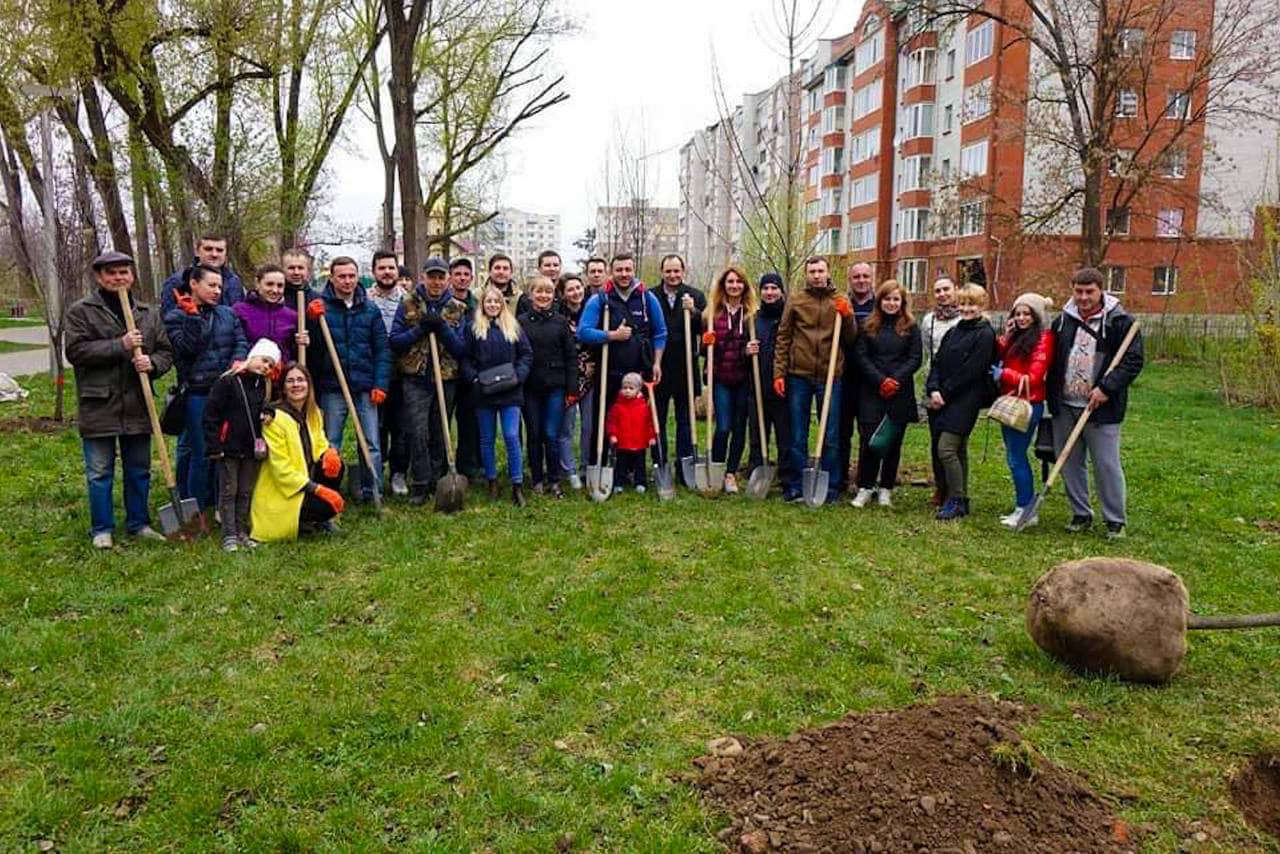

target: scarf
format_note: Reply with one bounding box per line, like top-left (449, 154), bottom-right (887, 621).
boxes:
top-left (933, 304), bottom-right (960, 322)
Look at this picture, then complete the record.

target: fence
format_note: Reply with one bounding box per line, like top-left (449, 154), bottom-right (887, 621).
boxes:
top-left (1133, 313), bottom-right (1252, 361)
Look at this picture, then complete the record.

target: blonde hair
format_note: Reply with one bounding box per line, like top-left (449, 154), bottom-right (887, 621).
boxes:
top-left (526, 275), bottom-right (556, 296)
top-left (863, 280), bottom-right (916, 337)
top-left (704, 265), bottom-right (759, 328)
top-left (471, 285), bottom-right (520, 343)
top-left (957, 283), bottom-right (989, 309)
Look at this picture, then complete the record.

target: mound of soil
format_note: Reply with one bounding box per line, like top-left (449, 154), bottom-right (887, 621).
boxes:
top-left (694, 696), bottom-right (1134, 853)
top-left (1230, 753), bottom-right (1280, 838)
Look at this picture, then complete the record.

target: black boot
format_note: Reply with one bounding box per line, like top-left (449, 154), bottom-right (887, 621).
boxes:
top-left (511, 483), bottom-right (526, 507)
top-left (488, 479), bottom-right (499, 499)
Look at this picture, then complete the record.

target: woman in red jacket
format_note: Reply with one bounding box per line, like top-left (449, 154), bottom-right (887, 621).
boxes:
top-left (994, 292), bottom-right (1054, 527)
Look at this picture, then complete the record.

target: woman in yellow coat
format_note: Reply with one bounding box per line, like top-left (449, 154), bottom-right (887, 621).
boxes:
top-left (251, 363), bottom-right (347, 541)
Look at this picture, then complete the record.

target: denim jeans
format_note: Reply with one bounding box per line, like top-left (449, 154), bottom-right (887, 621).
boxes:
top-left (476, 404), bottom-right (524, 483)
top-left (783, 375), bottom-right (842, 497)
top-left (558, 389), bottom-right (593, 478)
top-left (652, 382), bottom-right (694, 474)
top-left (523, 388), bottom-right (565, 485)
top-left (712, 381), bottom-right (749, 474)
top-left (1001, 402), bottom-right (1044, 508)
top-left (82, 434), bottom-right (152, 536)
top-left (179, 391), bottom-right (214, 509)
top-left (320, 390), bottom-right (383, 500)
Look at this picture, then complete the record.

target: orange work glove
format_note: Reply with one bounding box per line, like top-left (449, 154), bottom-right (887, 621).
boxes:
top-left (879, 377), bottom-right (899, 399)
top-left (772, 377), bottom-right (786, 397)
top-left (314, 484), bottom-right (345, 514)
top-left (306, 299), bottom-right (326, 320)
top-left (320, 447), bottom-right (342, 478)
top-left (175, 292), bottom-right (199, 316)
top-left (833, 296), bottom-right (853, 318)
top-left (702, 330), bottom-right (716, 347)
top-left (370, 388), bottom-right (387, 406)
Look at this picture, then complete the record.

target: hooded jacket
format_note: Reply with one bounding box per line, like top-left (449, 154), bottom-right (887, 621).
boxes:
top-left (202, 371), bottom-right (269, 458)
top-left (1047, 294), bottom-right (1143, 424)
top-left (925, 317), bottom-right (997, 434)
top-left (605, 391), bottom-right (657, 451)
top-left (519, 305), bottom-right (579, 393)
top-left (576, 280), bottom-right (669, 378)
top-left (752, 298), bottom-right (786, 399)
top-left (306, 280), bottom-right (392, 395)
top-left (773, 282), bottom-right (857, 382)
top-left (997, 328), bottom-right (1055, 404)
top-left (165, 301), bottom-right (249, 392)
top-left (234, 291), bottom-right (299, 361)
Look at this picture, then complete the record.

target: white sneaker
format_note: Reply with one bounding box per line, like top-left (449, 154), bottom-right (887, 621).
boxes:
top-left (569, 474), bottom-right (583, 490)
top-left (1015, 508), bottom-right (1039, 529)
top-left (133, 526), bottom-right (166, 541)
top-left (850, 488), bottom-right (874, 508)
top-left (635, 484), bottom-right (647, 494)
top-left (999, 511), bottom-right (1019, 527)
top-left (723, 473), bottom-right (739, 494)
top-left (390, 473), bottom-right (408, 496)
top-left (222, 537), bottom-right (239, 552)
top-left (876, 488), bottom-right (893, 507)
top-left (92, 532), bottom-right (113, 549)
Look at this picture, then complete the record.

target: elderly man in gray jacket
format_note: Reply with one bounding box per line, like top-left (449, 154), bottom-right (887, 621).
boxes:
top-left (65, 251), bottom-right (174, 548)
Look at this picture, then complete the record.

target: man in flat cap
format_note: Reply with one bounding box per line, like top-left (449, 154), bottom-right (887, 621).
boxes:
top-left (65, 251), bottom-right (174, 548)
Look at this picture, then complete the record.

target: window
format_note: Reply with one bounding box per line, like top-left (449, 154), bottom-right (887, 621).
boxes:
top-left (848, 219), bottom-right (876, 250)
top-left (904, 103), bottom-right (934, 139)
top-left (1153, 266), bottom-right (1178, 295)
top-left (822, 105), bottom-right (846, 133)
top-left (807, 89), bottom-right (820, 114)
top-left (899, 207), bottom-right (931, 242)
top-left (899, 155), bottom-right (933, 192)
top-left (940, 158), bottom-right (952, 181)
top-left (963, 78), bottom-right (992, 123)
top-left (942, 104), bottom-right (954, 133)
top-left (907, 48), bottom-right (937, 87)
top-left (1157, 207), bottom-right (1184, 237)
top-left (855, 32), bottom-right (884, 75)
top-left (805, 199), bottom-right (819, 221)
top-left (852, 82), bottom-right (882, 120)
top-left (960, 139), bottom-right (988, 177)
top-left (851, 127), bottom-right (880, 163)
top-left (807, 165), bottom-right (817, 186)
top-left (1118, 28), bottom-right (1145, 57)
top-left (1166, 90), bottom-right (1190, 120)
top-left (966, 21), bottom-right (994, 66)
top-left (1105, 266), bottom-right (1126, 294)
top-left (959, 200), bottom-right (985, 235)
top-left (851, 173), bottom-right (878, 206)
top-left (823, 65), bottom-right (847, 94)
top-left (1171, 29), bottom-right (1196, 60)
top-left (1161, 147), bottom-right (1188, 178)
top-left (1117, 90), bottom-right (1138, 117)
top-left (898, 258), bottom-right (929, 293)
top-left (821, 186), bottom-right (843, 215)
top-left (821, 146), bottom-right (845, 175)
top-left (946, 48), bottom-right (957, 79)
top-left (1106, 207), bottom-right (1131, 236)
top-left (821, 228), bottom-right (843, 254)
top-left (1108, 149), bottom-right (1135, 177)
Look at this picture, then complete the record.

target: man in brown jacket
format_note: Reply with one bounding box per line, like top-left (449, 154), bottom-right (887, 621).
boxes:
top-left (65, 251), bottom-right (174, 547)
top-left (772, 256), bottom-right (855, 503)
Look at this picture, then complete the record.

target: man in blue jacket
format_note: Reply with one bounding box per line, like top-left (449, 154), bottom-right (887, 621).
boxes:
top-left (575, 252), bottom-right (667, 465)
top-left (306, 256), bottom-right (392, 503)
top-left (160, 233), bottom-right (245, 313)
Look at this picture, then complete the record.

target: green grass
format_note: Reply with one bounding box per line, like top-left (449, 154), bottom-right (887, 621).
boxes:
top-left (0, 317), bottom-right (43, 329)
top-left (0, 340), bottom-right (45, 354)
top-left (1, 362), bottom-right (1278, 851)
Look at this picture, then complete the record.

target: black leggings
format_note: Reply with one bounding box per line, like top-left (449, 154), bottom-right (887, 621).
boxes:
top-left (856, 422), bottom-right (905, 490)
top-left (300, 462), bottom-right (346, 528)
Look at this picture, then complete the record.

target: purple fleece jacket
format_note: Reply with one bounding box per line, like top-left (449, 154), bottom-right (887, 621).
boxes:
top-left (233, 291), bottom-right (299, 360)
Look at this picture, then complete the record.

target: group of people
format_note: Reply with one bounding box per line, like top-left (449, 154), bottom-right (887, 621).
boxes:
top-left (65, 238), bottom-right (1144, 550)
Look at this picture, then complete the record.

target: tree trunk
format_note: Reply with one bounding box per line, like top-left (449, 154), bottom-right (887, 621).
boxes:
top-left (0, 134), bottom-right (37, 295)
top-left (385, 0), bottom-right (431, 270)
top-left (80, 82), bottom-right (133, 256)
top-left (128, 125), bottom-right (155, 298)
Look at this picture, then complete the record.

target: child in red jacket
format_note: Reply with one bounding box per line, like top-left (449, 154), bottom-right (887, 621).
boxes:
top-left (605, 372), bottom-right (657, 492)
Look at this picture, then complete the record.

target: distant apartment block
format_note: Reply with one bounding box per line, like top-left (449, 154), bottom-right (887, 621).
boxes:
top-left (594, 201), bottom-right (680, 263)
top-left (472, 208), bottom-right (562, 277)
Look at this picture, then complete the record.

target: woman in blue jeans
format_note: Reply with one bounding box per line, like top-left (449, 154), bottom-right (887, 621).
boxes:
top-left (557, 274), bottom-right (594, 489)
top-left (703, 265), bottom-right (758, 494)
top-left (519, 276), bottom-right (578, 497)
top-left (993, 292), bottom-right (1054, 527)
top-left (461, 286), bottom-right (533, 506)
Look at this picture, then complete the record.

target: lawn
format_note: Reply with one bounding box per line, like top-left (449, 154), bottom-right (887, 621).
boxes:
top-left (0, 361), bottom-right (1278, 851)
top-left (0, 340), bottom-right (46, 355)
top-left (0, 317), bottom-right (43, 329)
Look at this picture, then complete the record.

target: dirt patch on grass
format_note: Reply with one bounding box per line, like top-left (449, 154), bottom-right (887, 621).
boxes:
top-left (694, 696), bottom-right (1134, 853)
top-left (0, 416), bottom-right (69, 434)
top-left (1230, 753), bottom-right (1280, 839)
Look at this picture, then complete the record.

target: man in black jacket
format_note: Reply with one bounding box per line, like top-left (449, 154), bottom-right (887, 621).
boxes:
top-left (651, 254), bottom-right (705, 482)
top-left (1046, 267), bottom-right (1144, 538)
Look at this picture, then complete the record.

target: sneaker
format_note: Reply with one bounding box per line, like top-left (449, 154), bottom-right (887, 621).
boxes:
top-left (635, 484), bottom-right (647, 494)
top-left (239, 535), bottom-right (260, 549)
top-left (935, 498), bottom-right (965, 521)
top-left (850, 488), bottom-right (874, 508)
top-left (723, 473), bottom-right (738, 494)
top-left (91, 532), bottom-right (113, 549)
top-left (875, 488), bottom-right (893, 507)
top-left (531, 481), bottom-right (545, 495)
top-left (549, 482), bottom-right (564, 498)
top-left (568, 474), bottom-right (583, 490)
top-left (133, 526), bottom-right (166, 542)
top-left (1065, 514), bottom-right (1093, 533)
top-left (783, 490), bottom-right (804, 503)
top-left (222, 537), bottom-right (239, 553)
top-left (612, 486), bottom-right (623, 495)
top-left (409, 491), bottom-right (429, 506)
top-left (390, 473), bottom-right (408, 496)
top-left (1105, 522), bottom-right (1126, 540)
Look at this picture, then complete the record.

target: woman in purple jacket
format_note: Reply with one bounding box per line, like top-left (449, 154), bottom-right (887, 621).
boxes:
top-left (234, 264), bottom-right (309, 361)
top-left (703, 265), bottom-right (759, 494)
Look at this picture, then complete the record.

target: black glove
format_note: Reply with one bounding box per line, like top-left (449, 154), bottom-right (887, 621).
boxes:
top-left (419, 312), bottom-right (445, 333)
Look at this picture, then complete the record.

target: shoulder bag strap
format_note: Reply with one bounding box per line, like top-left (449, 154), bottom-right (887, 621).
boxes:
top-left (236, 376), bottom-right (261, 439)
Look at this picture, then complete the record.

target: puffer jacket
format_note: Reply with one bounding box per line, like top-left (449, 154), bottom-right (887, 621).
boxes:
top-left (997, 328), bottom-right (1054, 403)
top-left (65, 288), bottom-right (174, 438)
top-left (854, 321), bottom-right (923, 426)
top-left (460, 321), bottom-right (533, 409)
top-left (752, 298), bottom-right (786, 399)
top-left (234, 291), bottom-right (299, 360)
top-left (709, 305), bottom-right (751, 386)
top-left (773, 283), bottom-right (856, 381)
top-left (160, 259), bottom-right (245, 313)
top-left (519, 306), bottom-right (578, 393)
top-left (202, 371), bottom-right (268, 458)
top-left (605, 391), bottom-right (657, 451)
top-left (165, 301), bottom-right (249, 392)
top-left (1047, 295), bottom-right (1143, 424)
top-left (925, 317), bottom-right (997, 434)
top-left (389, 285), bottom-right (466, 380)
top-left (306, 281), bottom-right (392, 395)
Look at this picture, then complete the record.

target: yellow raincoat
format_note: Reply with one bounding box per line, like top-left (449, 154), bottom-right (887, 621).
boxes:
top-left (250, 405), bottom-right (329, 541)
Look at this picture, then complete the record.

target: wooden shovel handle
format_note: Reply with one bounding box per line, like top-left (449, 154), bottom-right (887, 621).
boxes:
top-left (683, 306), bottom-right (698, 440)
top-left (705, 342), bottom-right (714, 456)
top-left (119, 289), bottom-right (177, 489)
top-left (316, 313), bottom-right (379, 483)
top-left (595, 304), bottom-right (610, 463)
top-left (812, 312), bottom-right (843, 461)
top-left (748, 317), bottom-right (768, 460)
top-left (429, 332), bottom-right (455, 467)
top-left (1188, 612), bottom-right (1280, 630)
top-left (296, 289), bottom-right (307, 366)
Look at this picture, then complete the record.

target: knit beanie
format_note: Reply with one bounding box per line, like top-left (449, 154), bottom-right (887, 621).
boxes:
top-left (1011, 292), bottom-right (1053, 324)
top-left (759, 272), bottom-right (784, 289)
top-left (247, 338), bottom-right (282, 365)
top-left (621, 372), bottom-right (643, 391)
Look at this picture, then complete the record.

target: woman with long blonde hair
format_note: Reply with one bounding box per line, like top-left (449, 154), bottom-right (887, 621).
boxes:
top-left (701, 265), bottom-right (759, 494)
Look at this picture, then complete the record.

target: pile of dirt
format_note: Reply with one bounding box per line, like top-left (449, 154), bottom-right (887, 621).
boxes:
top-left (1230, 753), bottom-right (1280, 839)
top-left (693, 696), bottom-right (1134, 853)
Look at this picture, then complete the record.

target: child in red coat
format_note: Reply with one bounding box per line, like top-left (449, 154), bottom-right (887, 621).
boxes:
top-left (605, 372), bottom-right (657, 492)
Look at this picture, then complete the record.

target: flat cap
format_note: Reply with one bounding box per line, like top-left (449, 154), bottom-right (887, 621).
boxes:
top-left (91, 250), bottom-right (134, 270)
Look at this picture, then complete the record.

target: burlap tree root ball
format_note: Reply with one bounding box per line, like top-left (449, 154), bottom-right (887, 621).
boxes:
top-left (1026, 558), bottom-right (1190, 684)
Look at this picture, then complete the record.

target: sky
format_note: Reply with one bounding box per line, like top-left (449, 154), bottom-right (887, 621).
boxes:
top-left (326, 0), bottom-right (861, 263)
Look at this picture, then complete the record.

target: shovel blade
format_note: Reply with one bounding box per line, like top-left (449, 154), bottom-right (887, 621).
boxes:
top-left (595, 464), bottom-right (614, 498)
top-left (434, 472), bottom-right (467, 514)
top-left (585, 464), bottom-right (601, 496)
top-left (679, 456), bottom-right (696, 488)
top-left (705, 462), bottom-right (726, 494)
top-left (654, 463), bottom-right (675, 501)
top-left (746, 463), bottom-right (776, 499)
top-left (157, 502), bottom-right (181, 535)
top-left (802, 465), bottom-right (828, 508)
top-left (1013, 494), bottom-right (1045, 532)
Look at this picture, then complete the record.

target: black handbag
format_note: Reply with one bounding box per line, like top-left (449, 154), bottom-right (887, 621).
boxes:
top-left (476, 362), bottom-right (519, 396)
top-left (1034, 414), bottom-right (1057, 463)
top-left (159, 384), bottom-right (186, 435)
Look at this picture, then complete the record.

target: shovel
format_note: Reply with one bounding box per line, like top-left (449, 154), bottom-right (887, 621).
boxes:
top-left (679, 306), bottom-right (706, 490)
top-left (295, 288), bottom-right (307, 367)
top-left (428, 331), bottom-right (466, 513)
top-left (119, 288), bottom-right (204, 539)
top-left (315, 313), bottom-right (383, 512)
top-left (746, 319), bottom-right (775, 499)
top-left (1014, 321), bottom-right (1141, 531)
top-left (586, 304), bottom-right (614, 502)
top-left (645, 381), bottom-right (675, 501)
top-left (701, 340), bottom-right (725, 494)
top-left (802, 312), bottom-right (843, 508)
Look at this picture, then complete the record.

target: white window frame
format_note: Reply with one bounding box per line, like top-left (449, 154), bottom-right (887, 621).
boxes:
top-left (963, 78), bottom-right (992, 123)
top-left (1108, 149), bottom-right (1135, 177)
top-left (1105, 266), bottom-right (1126, 295)
top-left (958, 200), bottom-right (985, 236)
top-left (1107, 206), bottom-right (1131, 236)
top-left (848, 218), bottom-right (876, 250)
top-left (899, 207), bottom-right (931, 242)
top-left (897, 258), bottom-right (929, 293)
top-left (1153, 266), bottom-right (1178, 295)
top-left (855, 32), bottom-right (884, 75)
top-left (821, 146), bottom-right (845, 176)
top-left (1161, 147), bottom-right (1188, 179)
top-left (942, 104), bottom-right (954, 134)
top-left (960, 139), bottom-right (989, 177)
top-left (907, 48), bottom-right (937, 87)
top-left (852, 82), bottom-right (882, 120)
top-left (1156, 207), bottom-right (1184, 238)
top-left (1166, 90), bottom-right (1190, 121)
top-left (823, 65), bottom-right (847, 95)
top-left (946, 48), bottom-right (957, 79)
top-left (807, 165), bottom-right (817, 187)
top-left (851, 127), bottom-right (880, 164)
top-left (805, 199), bottom-right (819, 221)
top-left (1170, 30), bottom-right (1196, 60)
top-left (966, 21), bottom-right (994, 66)
top-left (1117, 90), bottom-right (1138, 118)
top-left (821, 105), bottom-right (847, 134)
top-left (899, 155), bottom-right (933, 192)
top-left (821, 185), bottom-right (844, 215)
top-left (904, 102), bottom-right (935, 140)
top-left (851, 173), bottom-right (878, 206)
top-left (1118, 28), bottom-right (1145, 57)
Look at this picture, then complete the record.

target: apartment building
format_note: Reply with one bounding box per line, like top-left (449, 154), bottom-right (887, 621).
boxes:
top-left (472, 208), bottom-right (562, 277)
top-left (594, 201), bottom-right (680, 262)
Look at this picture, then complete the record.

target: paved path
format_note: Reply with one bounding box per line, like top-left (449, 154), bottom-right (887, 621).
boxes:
top-left (0, 324), bottom-right (53, 379)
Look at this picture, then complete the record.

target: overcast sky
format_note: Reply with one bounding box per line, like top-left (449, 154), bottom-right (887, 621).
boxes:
top-left (327, 0), bottom-right (860, 263)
